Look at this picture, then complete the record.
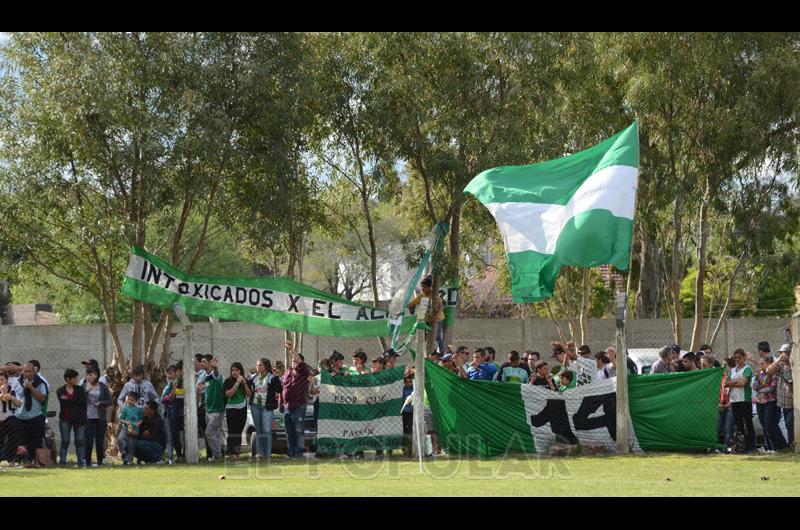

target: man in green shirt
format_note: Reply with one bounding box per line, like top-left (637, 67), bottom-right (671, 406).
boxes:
top-left (198, 354), bottom-right (225, 461)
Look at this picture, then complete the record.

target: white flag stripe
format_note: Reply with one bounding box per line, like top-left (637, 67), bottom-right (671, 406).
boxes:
top-left (319, 380), bottom-right (404, 404)
top-left (317, 416), bottom-right (404, 439)
top-left (485, 165), bottom-right (638, 255)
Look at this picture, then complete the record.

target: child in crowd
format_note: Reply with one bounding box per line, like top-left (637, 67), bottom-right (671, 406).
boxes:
top-left (117, 391), bottom-right (143, 465)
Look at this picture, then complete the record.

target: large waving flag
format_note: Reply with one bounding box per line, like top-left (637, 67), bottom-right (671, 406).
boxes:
top-left (464, 123), bottom-right (639, 302)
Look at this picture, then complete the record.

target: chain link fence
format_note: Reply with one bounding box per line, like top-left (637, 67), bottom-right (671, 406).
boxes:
top-left (0, 317), bottom-right (793, 453)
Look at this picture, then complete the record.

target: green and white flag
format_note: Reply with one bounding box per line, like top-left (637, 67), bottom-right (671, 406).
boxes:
top-left (316, 366), bottom-right (406, 454)
top-left (464, 123), bottom-right (639, 302)
top-left (425, 361), bottom-right (723, 457)
top-left (121, 246), bottom-right (416, 337)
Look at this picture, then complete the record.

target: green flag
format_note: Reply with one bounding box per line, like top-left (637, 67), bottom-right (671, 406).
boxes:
top-left (121, 246), bottom-right (415, 337)
top-left (425, 360), bottom-right (722, 457)
top-left (464, 123), bottom-right (639, 302)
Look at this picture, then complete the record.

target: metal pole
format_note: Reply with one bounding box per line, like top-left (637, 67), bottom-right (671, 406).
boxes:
top-left (412, 326), bottom-right (426, 472)
top-left (792, 311), bottom-right (800, 454)
top-left (615, 290), bottom-right (630, 454)
top-left (183, 323), bottom-right (199, 464)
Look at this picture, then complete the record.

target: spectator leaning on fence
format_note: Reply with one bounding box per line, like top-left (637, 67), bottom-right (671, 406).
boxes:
top-left (753, 356), bottom-right (787, 452)
top-left (726, 348), bottom-right (756, 453)
top-left (83, 366), bottom-right (111, 467)
top-left (0, 371), bottom-right (22, 463)
top-left (767, 344), bottom-right (794, 447)
top-left (12, 362), bottom-right (48, 466)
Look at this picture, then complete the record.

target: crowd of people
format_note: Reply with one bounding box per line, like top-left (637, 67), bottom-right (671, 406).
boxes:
top-left (0, 332), bottom-right (794, 467)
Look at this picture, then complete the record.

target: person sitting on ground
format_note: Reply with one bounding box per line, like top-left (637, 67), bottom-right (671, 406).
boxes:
top-left (496, 351), bottom-right (529, 384)
top-left (135, 400), bottom-right (167, 464)
top-left (371, 356), bottom-right (386, 373)
top-left (650, 346), bottom-right (676, 374)
top-left (530, 361), bottom-right (558, 391)
top-left (117, 391), bottom-right (142, 465)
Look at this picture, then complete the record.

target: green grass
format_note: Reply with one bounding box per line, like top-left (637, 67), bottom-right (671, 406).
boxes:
top-left (3, 453), bottom-right (800, 496)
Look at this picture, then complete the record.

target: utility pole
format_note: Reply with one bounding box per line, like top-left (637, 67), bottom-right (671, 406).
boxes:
top-left (174, 304), bottom-right (199, 464)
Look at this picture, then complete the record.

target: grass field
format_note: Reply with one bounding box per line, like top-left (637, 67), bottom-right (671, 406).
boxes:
top-left (3, 453), bottom-right (800, 496)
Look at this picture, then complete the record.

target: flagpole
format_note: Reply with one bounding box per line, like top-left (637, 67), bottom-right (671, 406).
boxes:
top-left (616, 125), bottom-right (639, 454)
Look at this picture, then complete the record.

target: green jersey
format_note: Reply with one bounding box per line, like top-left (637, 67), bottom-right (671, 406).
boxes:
top-left (203, 371), bottom-right (225, 413)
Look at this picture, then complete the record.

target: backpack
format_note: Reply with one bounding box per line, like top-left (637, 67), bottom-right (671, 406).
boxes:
top-left (730, 430), bottom-right (746, 454)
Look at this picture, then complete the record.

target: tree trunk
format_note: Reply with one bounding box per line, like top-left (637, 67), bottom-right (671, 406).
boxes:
top-left (636, 232), bottom-right (659, 318)
top-left (709, 253), bottom-right (746, 348)
top-left (579, 268), bottom-right (589, 345)
top-left (671, 199), bottom-right (683, 346)
top-left (131, 300), bottom-right (144, 374)
top-left (690, 182), bottom-right (711, 351)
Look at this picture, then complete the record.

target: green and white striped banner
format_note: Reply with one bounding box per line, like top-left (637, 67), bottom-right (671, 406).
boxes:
top-left (121, 246), bottom-right (416, 337)
top-left (316, 366), bottom-right (406, 454)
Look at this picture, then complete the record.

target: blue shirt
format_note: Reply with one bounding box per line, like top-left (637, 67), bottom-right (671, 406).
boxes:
top-left (13, 379), bottom-right (48, 420)
top-left (401, 385), bottom-right (414, 414)
top-left (467, 363), bottom-right (498, 381)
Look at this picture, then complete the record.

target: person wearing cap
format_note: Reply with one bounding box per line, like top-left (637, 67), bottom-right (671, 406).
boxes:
top-left (440, 353), bottom-right (458, 374)
top-left (767, 344), bottom-right (794, 447)
top-left (117, 365), bottom-right (159, 410)
top-left (651, 346), bottom-right (676, 374)
top-left (384, 349), bottom-right (400, 370)
top-left (407, 275), bottom-right (445, 354)
top-left (79, 359), bottom-right (108, 386)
